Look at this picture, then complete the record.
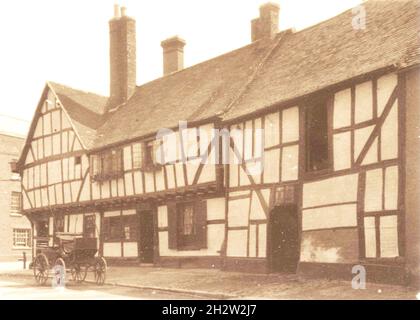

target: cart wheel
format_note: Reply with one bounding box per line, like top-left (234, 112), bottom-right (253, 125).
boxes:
top-left (94, 257), bottom-right (107, 286)
top-left (33, 253), bottom-right (49, 286)
top-left (71, 264), bottom-right (87, 283)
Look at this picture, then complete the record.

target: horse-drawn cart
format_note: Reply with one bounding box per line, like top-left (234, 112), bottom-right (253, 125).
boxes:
top-left (32, 232), bottom-right (107, 286)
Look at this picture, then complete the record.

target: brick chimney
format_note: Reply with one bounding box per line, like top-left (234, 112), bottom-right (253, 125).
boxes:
top-left (251, 3), bottom-right (280, 42)
top-left (109, 5), bottom-right (136, 107)
top-left (161, 36), bottom-right (186, 76)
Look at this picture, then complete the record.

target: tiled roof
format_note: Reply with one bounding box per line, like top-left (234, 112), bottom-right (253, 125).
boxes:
top-left (48, 82), bottom-right (109, 149)
top-left (48, 0), bottom-right (420, 151)
top-left (223, 0), bottom-right (420, 120)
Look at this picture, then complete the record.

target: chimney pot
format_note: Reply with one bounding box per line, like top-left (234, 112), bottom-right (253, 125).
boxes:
top-left (121, 6), bottom-right (127, 17)
top-left (251, 2), bottom-right (280, 42)
top-left (161, 36), bottom-right (186, 76)
top-left (114, 4), bottom-right (120, 18)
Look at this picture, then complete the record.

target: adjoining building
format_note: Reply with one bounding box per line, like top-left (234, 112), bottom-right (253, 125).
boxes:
top-left (0, 132), bottom-right (31, 263)
top-left (15, 1), bottom-right (420, 286)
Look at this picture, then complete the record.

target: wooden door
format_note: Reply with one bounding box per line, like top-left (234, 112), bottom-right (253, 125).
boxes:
top-left (269, 205), bottom-right (299, 273)
top-left (139, 210), bottom-right (154, 263)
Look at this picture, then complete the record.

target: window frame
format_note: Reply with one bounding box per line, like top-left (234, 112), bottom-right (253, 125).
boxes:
top-left (13, 228), bottom-right (31, 248)
top-left (176, 202), bottom-right (198, 250)
top-left (90, 148), bottom-right (124, 181)
top-left (102, 214), bottom-right (138, 242)
top-left (142, 140), bottom-right (163, 172)
top-left (304, 95), bottom-right (333, 176)
top-left (10, 191), bottom-right (22, 215)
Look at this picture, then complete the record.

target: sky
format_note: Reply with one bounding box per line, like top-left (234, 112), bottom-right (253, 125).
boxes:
top-left (0, 0), bottom-right (362, 136)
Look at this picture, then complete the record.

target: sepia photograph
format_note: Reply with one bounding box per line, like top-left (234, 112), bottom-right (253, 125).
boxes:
top-left (0, 0), bottom-right (419, 309)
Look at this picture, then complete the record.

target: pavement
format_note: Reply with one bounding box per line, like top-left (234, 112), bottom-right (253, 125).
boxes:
top-left (0, 274), bottom-right (205, 300)
top-left (1, 264), bottom-right (419, 300)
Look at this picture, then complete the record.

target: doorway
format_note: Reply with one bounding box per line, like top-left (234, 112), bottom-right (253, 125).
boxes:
top-left (139, 210), bottom-right (154, 263)
top-left (269, 205), bottom-right (299, 273)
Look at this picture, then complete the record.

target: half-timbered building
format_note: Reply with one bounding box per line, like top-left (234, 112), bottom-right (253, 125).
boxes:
top-left (16, 1), bottom-right (420, 285)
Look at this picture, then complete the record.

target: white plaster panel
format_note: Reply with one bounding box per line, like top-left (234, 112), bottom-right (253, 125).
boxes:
top-left (384, 166), bottom-right (398, 210)
top-left (228, 198), bottom-right (250, 227)
top-left (101, 181), bottom-right (110, 199)
top-left (207, 198), bottom-right (225, 221)
top-left (133, 171), bottom-right (143, 194)
top-left (250, 190), bottom-right (267, 220)
top-left (175, 162), bottom-right (185, 187)
top-left (380, 215), bottom-right (399, 258)
top-left (264, 112), bottom-right (280, 148)
top-left (166, 165), bottom-right (176, 189)
top-left (104, 243), bottom-right (122, 257)
top-left (381, 101), bottom-right (398, 160)
top-left (144, 172), bottom-right (154, 193)
top-left (281, 145), bottom-right (298, 181)
top-left (122, 209), bottom-right (136, 216)
top-left (282, 106), bottom-right (299, 143)
top-left (158, 206), bottom-right (168, 228)
top-left (155, 168), bottom-right (165, 191)
top-left (263, 148), bottom-right (280, 183)
top-left (227, 230), bottom-right (248, 257)
top-left (333, 132), bottom-right (351, 171)
top-left (197, 163), bottom-right (216, 184)
top-left (258, 224), bottom-right (267, 258)
top-left (244, 120), bottom-right (253, 161)
top-left (377, 73), bottom-right (398, 116)
top-left (364, 169), bottom-right (382, 212)
top-left (302, 204), bottom-right (357, 231)
top-left (333, 88), bottom-right (351, 129)
top-left (364, 226), bottom-right (376, 261)
top-left (123, 242), bottom-right (138, 257)
top-left (123, 146), bottom-right (132, 171)
top-left (249, 224), bottom-right (257, 258)
top-left (303, 174), bottom-right (358, 208)
top-left (355, 81), bottom-right (373, 124)
top-left (104, 211), bottom-right (121, 218)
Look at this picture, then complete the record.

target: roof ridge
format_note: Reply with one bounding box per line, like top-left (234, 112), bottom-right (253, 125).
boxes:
top-left (48, 81), bottom-right (109, 99)
top-left (221, 30), bottom-right (292, 116)
top-left (134, 39), bottom-right (269, 90)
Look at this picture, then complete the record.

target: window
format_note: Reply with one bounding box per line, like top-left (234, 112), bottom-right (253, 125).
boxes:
top-left (103, 215), bottom-right (137, 242)
top-left (180, 203), bottom-right (195, 236)
top-left (122, 215), bottom-right (137, 241)
top-left (103, 216), bottom-right (122, 242)
top-left (13, 229), bottom-right (31, 248)
top-left (132, 143), bottom-right (142, 169)
top-left (75, 156), bottom-right (82, 165)
top-left (10, 192), bottom-right (21, 214)
top-left (167, 201), bottom-right (207, 250)
top-left (90, 149), bottom-right (123, 181)
top-left (142, 140), bottom-right (162, 171)
top-left (54, 214), bottom-right (65, 233)
top-left (305, 100), bottom-right (330, 172)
